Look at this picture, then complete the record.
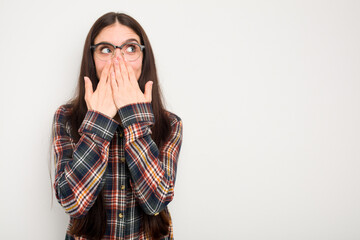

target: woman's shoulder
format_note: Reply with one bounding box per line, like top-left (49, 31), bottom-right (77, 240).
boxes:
top-left (53, 104), bottom-right (73, 123)
top-left (165, 110), bottom-right (182, 126)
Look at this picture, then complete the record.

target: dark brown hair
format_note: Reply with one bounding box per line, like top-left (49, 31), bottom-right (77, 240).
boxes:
top-left (51, 12), bottom-right (172, 240)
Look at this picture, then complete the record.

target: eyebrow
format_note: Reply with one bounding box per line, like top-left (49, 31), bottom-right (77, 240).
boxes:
top-left (95, 38), bottom-right (140, 46)
top-left (124, 38), bottom-right (140, 44)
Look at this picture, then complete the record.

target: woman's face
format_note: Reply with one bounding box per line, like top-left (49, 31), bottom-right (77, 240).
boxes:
top-left (93, 22), bottom-right (143, 81)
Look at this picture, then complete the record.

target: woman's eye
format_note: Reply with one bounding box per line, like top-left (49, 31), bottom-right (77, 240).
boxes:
top-left (97, 44), bottom-right (114, 54)
top-left (125, 44), bottom-right (137, 53)
top-left (100, 47), bottom-right (112, 54)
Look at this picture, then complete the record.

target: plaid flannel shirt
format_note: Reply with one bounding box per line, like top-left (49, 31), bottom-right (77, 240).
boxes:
top-left (52, 102), bottom-right (183, 240)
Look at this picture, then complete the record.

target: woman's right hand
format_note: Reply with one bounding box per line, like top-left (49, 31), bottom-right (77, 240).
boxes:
top-left (84, 60), bottom-right (118, 119)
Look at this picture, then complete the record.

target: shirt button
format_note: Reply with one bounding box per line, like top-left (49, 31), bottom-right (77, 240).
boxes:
top-left (119, 132), bottom-right (123, 137)
top-left (121, 185), bottom-right (125, 190)
top-left (119, 213), bottom-right (123, 218)
top-left (120, 158), bottom-right (125, 163)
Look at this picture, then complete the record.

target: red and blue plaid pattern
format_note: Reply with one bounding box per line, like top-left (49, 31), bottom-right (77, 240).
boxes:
top-left (52, 102), bottom-right (183, 240)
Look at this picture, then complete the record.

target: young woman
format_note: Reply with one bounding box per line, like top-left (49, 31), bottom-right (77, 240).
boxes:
top-left (51, 12), bottom-right (183, 240)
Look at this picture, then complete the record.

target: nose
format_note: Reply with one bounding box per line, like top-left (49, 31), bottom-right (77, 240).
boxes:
top-left (114, 48), bottom-right (123, 59)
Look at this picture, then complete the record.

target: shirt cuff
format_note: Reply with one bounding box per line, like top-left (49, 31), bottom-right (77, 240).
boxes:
top-left (78, 110), bottom-right (119, 141)
top-left (118, 102), bottom-right (155, 128)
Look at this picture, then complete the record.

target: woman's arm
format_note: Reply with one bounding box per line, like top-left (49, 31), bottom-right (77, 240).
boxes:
top-left (119, 102), bottom-right (183, 215)
top-left (52, 105), bottom-right (119, 218)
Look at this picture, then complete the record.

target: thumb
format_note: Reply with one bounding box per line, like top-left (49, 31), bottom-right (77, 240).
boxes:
top-left (144, 81), bottom-right (153, 103)
top-left (84, 76), bottom-right (93, 99)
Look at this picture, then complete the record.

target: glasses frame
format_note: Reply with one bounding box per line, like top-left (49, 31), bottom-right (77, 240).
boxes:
top-left (90, 41), bottom-right (145, 62)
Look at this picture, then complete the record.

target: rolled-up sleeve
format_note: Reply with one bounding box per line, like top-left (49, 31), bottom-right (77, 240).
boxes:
top-left (118, 102), bottom-right (183, 215)
top-left (52, 106), bottom-right (118, 218)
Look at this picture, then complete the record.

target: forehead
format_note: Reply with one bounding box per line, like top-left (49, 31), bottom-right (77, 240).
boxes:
top-left (94, 22), bottom-right (140, 45)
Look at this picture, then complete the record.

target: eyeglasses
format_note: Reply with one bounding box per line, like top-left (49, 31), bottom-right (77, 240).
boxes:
top-left (90, 41), bottom-right (145, 62)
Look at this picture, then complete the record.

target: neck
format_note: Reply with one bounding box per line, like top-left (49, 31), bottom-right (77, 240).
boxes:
top-left (114, 113), bottom-right (121, 123)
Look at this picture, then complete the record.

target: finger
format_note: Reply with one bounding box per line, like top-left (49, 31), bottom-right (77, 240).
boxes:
top-left (144, 81), bottom-right (153, 102)
top-left (99, 60), bottom-right (112, 88)
top-left (110, 71), bottom-right (118, 105)
top-left (124, 60), bottom-right (138, 86)
top-left (84, 76), bottom-right (93, 107)
top-left (108, 65), bottom-right (114, 85)
top-left (114, 57), bottom-right (123, 86)
top-left (106, 65), bottom-right (115, 93)
top-left (119, 54), bottom-right (130, 83)
top-left (109, 66), bottom-right (117, 90)
top-left (110, 71), bottom-right (118, 89)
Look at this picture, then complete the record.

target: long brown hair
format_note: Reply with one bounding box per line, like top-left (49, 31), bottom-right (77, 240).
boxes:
top-left (51, 12), bottom-right (172, 240)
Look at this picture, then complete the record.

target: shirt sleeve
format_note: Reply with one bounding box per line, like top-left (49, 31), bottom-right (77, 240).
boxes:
top-left (52, 106), bottom-right (119, 218)
top-left (118, 102), bottom-right (183, 215)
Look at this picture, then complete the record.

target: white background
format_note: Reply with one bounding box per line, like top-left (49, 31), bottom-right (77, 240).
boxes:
top-left (0, 0), bottom-right (359, 239)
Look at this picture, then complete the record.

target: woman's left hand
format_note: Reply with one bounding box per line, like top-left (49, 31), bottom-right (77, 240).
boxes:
top-left (110, 54), bottom-right (153, 109)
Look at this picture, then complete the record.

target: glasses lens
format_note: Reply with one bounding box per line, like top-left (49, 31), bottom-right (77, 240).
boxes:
top-left (94, 43), bottom-right (115, 61)
top-left (122, 43), bottom-right (142, 61)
